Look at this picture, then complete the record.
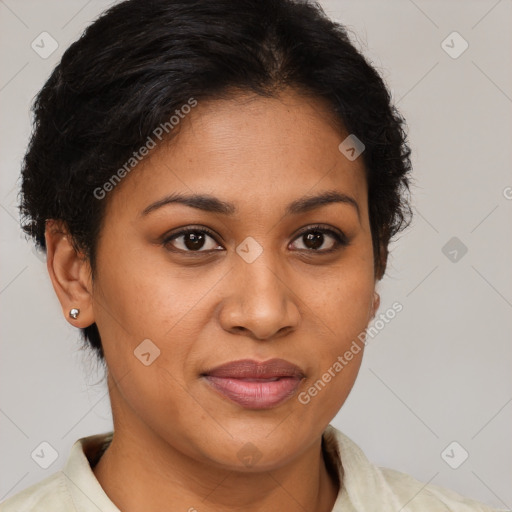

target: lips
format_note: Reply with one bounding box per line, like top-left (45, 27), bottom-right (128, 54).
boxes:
top-left (203, 358), bottom-right (305, 379)
top-left (202, 358), bottom-right (305, 409)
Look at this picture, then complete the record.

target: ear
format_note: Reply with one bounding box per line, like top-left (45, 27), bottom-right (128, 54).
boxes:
top-left (45, 220), bottom-right (95, 328)
top-left (375, 241), bottom-right (388, 281)
top-left (370, 291), bottom-right (380, 320)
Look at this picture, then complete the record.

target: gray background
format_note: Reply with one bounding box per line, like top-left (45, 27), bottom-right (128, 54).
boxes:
top-left (1, 0), bottom-right (511, 508)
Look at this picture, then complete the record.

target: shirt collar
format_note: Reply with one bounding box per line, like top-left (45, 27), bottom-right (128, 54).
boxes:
top-left (63, 425), bottom-right (364, 512)
top-left (63, 431), bottom-right (119, 512)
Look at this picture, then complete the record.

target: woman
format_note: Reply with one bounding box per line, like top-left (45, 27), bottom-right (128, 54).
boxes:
top-left (0, 0), bottom-right (502, 510)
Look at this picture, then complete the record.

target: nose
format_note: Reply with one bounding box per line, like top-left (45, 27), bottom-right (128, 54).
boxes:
top-left (217, 252), bottom-right (301, 341)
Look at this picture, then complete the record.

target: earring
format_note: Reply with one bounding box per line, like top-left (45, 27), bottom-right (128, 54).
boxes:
top-left (69, 308), bottom-right (80, 319)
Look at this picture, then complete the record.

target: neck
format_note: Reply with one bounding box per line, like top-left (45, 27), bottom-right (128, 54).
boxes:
top-left (93, 415), bottom-right (339, 512)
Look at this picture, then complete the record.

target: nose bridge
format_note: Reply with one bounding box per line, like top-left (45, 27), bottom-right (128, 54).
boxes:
top-left (235, 237), bottom-right (287, 306)
top-left (219, 236), bottom-right (299, 339)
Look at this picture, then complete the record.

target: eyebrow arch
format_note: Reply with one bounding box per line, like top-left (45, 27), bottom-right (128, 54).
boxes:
top-left (140, 189), bottom-right (360, 219)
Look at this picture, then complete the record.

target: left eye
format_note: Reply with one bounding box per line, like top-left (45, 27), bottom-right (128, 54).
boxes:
top-left (290, 226), bottom-right (347, 252)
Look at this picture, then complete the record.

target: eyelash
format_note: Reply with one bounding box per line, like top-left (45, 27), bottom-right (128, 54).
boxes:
top-left (162, 224), bottom-right (349, 254)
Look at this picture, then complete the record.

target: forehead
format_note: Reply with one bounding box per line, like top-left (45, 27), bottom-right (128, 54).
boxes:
top-left (104, 89), bottom-right (368, 221)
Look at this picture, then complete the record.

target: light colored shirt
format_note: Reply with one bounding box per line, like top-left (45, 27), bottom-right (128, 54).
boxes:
top-left (0, 424), bottom-right (503, 511)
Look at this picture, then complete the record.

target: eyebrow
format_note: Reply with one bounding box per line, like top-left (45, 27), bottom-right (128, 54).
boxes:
top-left (141, 189), bottom-right (360, 220)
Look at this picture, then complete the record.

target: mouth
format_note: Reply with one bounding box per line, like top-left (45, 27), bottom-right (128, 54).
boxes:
top-left (201, 358), bottom-right (305, 410)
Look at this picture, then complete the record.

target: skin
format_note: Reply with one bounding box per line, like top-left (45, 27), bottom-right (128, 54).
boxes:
top-left (45, 88), bottom-right (381, 512)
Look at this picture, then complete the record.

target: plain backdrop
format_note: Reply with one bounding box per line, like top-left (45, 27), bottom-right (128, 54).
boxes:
top-left (0, 0), bottom-right (511, 509)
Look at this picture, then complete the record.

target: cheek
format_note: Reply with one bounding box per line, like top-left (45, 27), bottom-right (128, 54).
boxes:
top-left (91, 241), bottom-right (213, 395)
top-left (91, 242), bottom-right (189, 340)
top-left (307, 248), bottom-right (375, 338)
top-left (92, 255), bottom-right (208, 442)
top-left (295, 252), bottom-right (375, 412)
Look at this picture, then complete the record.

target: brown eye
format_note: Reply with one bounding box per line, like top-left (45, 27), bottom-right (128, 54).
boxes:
top-left (163, 228), bottom-right (223, 253)
top-left (290, 226), bottom-right (348, 253)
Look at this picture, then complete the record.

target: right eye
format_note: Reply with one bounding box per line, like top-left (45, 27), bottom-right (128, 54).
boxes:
top-left (162, 227), bottom-right (224, 253)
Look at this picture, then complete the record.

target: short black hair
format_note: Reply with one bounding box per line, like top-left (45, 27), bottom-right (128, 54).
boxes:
top-left (19, 0), bottom-right (412, 362)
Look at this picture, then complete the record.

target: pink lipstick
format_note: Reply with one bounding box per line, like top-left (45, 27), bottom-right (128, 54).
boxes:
top-left (202, 358), bottom-right (305, 409)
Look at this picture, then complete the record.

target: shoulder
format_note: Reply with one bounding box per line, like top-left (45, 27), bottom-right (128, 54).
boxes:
top-left (323, 425), bottom-right (505, 512)
top-left (379, 466), bottom-right (502, 512)
top-left (0, 431), bottom-right (115, 512)
top-left (0, 472), bottom-right (75, 512)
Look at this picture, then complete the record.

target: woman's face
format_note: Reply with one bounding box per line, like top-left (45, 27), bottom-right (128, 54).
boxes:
top-left (88, 89), bottom-right (377, 470)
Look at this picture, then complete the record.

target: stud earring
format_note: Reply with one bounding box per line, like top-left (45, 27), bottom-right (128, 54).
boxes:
top-left (69, 308), bottom-right (80, 319)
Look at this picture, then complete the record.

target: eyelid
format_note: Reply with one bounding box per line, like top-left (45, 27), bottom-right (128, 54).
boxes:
top-left (292, 223), bottom-right (348, 243)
